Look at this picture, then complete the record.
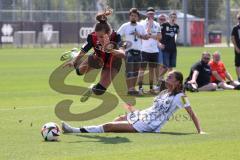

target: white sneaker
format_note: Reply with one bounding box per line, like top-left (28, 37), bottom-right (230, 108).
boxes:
top-left (153, 85), bottom-right (160, 92)
top-left (80, 84), bottom-right (95, 102)
top-left (61, 121), bottom-right (74, 133)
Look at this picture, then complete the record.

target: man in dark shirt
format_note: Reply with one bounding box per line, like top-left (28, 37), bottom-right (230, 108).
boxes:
top-left (231, 13), bottom-right (240, 82)
top-left (158, 12), bottom-right (179, 87)
top-left (185, 52), bottom-right (217, 91)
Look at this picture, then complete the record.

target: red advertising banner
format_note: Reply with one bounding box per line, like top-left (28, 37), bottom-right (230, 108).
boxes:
top-left (190, 21), bottom-right (204, 46)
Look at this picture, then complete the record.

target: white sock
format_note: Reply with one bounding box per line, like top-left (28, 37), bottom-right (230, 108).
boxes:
top-left (71, 127), bottom-right (82, 133)
top-left (83, 125), bottom-right (104, 133)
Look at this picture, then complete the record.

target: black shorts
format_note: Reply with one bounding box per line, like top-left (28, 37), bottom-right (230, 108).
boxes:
top-left (141, 51), bottom-right (158, 68)
top-left (235, 51), bottom-right (240, 67)
top-left (88, 54), bottom-right (122, 72)
top-left (125, 50), bottom-right (141, 77)
top-left (197, 81), bottom-right (209, 88)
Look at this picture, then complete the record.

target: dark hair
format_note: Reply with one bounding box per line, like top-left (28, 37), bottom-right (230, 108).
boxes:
top-left (172, 71), bottom-right (184, 95)
top-left (129, 8), bottom-right (140, 17)
top-left (95, 9), bottom-right (112, 34)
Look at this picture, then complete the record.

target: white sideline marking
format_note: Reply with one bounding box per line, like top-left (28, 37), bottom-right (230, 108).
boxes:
top-left (0, 105), bottom-right (52, 111)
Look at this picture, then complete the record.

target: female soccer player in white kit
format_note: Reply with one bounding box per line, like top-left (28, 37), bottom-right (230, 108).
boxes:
top-left (62, 70), bottom-right (205, 134)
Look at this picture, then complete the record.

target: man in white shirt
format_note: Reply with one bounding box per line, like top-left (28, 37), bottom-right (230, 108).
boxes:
top-left (117, 8), bottom-right (148, 95)
top-left (138, 7), bottom-right (161, 95)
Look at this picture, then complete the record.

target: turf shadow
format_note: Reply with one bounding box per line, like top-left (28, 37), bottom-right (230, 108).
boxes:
top-left (69, 134), bottom-right (131, 144)
top-left (160, 131), bottom-right (195, 136)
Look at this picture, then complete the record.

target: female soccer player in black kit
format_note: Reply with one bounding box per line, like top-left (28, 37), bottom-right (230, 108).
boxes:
top-left (64, 9), bottom-right (125, 102)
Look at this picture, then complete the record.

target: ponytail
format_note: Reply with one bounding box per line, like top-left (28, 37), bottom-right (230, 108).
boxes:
top-left (95, 8), bottom-right (113, 34)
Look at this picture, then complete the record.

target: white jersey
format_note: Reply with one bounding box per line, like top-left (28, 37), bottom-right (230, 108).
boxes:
top-left (117, 22), bottom-right (146, 51)
top-left (127, 91), bottom-right (190, 132)
top-left (140, 19), bottom-right (161, 53)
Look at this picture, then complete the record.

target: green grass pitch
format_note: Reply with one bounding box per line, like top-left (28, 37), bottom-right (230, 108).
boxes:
top-left (0, 47), bottom-right (240, 160)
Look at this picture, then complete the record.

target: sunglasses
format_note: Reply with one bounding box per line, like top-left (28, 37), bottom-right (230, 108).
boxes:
top-left (203, 57), bottom-right (210, 60)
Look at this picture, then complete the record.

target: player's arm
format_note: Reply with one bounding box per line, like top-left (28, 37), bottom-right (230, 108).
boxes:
top-left (123, 103), bottom-right (138, 112)
top-left (212, 71), bottom-right (224, 82)
top-left (185, 106), bottom-right (205, 134)
top-left (149, 23), bottom-right (161, 41)
top-left (225, 71), bottom-right (234, 82)
top-left (134, 32), bottom-right (150, 40)
top-left (105, 34), bottom-right (125, 58)
top-left (231, 34), bottom-right (240, 53)
top-left (175, 34), bottom-right (178, 42)
top-left (110, 48), bottom-right (125, 58)
top-left (148, 32), bottom-right (161, 41)
top-left (188, 70), bottom-right (199, 84)
top-left (175, 26), bottom-right (179, 42)
top-left (133, 26), bottom-right (150, 40)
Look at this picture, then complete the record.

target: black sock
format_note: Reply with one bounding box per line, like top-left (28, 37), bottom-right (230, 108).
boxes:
top-left (138, 82), bottom-right (143, 89)
top-left (80, 128), bottom-right (89, 133)
top-left (150, 81), bottom-right (153, 89)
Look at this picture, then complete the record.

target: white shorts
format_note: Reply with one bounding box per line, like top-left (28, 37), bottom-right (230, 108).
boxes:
top-left (127, 111), bottom-right (153, 133)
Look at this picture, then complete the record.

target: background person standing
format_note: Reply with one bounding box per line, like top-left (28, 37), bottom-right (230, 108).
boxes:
top-left (138, 7), bottom-right (161, 95)
top-left (231, 13), bottom-right (240, 82)
top-left (117, 8), bottom-right (147, 95)
top-left (158, 12), bottom-right (179, 87)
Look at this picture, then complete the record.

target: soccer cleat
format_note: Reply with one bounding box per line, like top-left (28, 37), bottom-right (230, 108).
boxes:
top-left (60, 48), bottom-right (79, 61)
top-left (80, 84), bottom-right (95, 102)
top-left (127, 90), bottom-right (140, 96)
top-left (153, 85), bottom-right (160, 92)
top-left (61, 121), bottom-right (74, 134)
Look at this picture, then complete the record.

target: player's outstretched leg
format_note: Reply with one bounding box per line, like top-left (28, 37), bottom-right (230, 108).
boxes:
top-left (80, 84), bottom-right (95, 102)
top-left (62, 121), bottom-right (137, 133)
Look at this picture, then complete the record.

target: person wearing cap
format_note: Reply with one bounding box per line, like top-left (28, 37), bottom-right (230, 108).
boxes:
top-left (117, 8), bottom-right (148, 95)
top-left (209, 51), bottom-right (240, 90)
top-left (158, 12), bottom-right (179, 84)
top-left (231, 13), bottom-right (240, 82)
top-left (138, 7), bottom-right (161, 95)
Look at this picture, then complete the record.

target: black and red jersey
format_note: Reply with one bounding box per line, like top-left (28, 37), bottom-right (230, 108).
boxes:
top-left (81, 31), bottom-right (121, 68)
